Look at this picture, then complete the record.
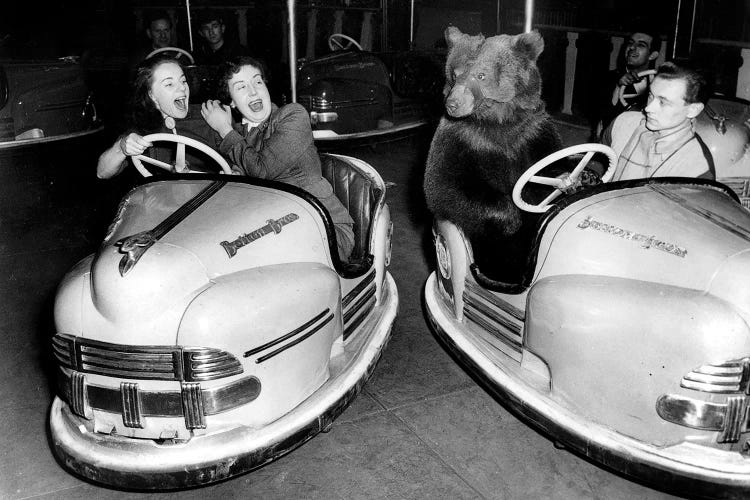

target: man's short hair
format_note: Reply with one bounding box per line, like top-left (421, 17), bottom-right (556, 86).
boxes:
top-left (197, 9), bottom-right (225, 27)
top-left (656, 61), bottom-right (711, 104)
top-left (146, 9), bottom-right (171, 28)
top-left (629, 20), bottom-right (661, 53)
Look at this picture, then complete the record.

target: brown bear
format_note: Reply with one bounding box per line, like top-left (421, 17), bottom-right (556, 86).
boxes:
top-left (423, 27), bottom-right (562, 283)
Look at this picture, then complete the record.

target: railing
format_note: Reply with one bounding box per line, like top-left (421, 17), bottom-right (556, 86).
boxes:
top-left (129, 3), bottom-right (750, 124)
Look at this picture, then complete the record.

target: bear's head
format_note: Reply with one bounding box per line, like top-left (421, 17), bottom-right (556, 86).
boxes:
top-left (442, 26), bottom-right (545, 122)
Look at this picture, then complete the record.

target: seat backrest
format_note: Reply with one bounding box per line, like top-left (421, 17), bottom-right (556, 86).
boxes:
top-left (320, 154), bottom-right (382, 262)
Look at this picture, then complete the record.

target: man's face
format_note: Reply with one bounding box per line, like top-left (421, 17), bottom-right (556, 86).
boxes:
top-left (643, 76), bottom-right (703, 132)
top-left (148, 19), bottom-right (172, 49)
top-left (625, 32), bottom-right (657, 70)
top-left (199, 20), bottom-right (225, 47)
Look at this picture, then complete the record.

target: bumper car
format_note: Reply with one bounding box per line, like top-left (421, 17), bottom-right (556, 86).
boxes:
top-left (49, 135), bottom-right (398, 489)
top-left (286, 0), bottom-right (435, 146)
top-left (296, 43), bottom-right (432, 145)
top-left (696, 95), bottom-right (750, 208)
top-left (425, 144), bottom-right (750, 498)
top-left (0, 56), bottom-right (102, 149)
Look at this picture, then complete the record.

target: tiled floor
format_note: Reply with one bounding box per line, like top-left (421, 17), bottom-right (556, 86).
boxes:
top-left (0, 127), bottom-right (685, 499)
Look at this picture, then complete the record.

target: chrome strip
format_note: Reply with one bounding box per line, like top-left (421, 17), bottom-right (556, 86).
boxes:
top-left (58, 369), bottom-right (261, 418)
top-left (463, 307), bottom-right (522, 352)
top-left (344, 284), bottom-right (376, 325)
top-left (718, 396), bottom-right (747, 443)
top-left (343, 270), bottom-right (375, 309)
top-left (181, 383), bottom-right (206, 430)
top-left (464, 280), bottom-right (525, 321)
top-left (116, 181), bottom-right (226, 276)
top-left (656, 393), bottom-right (750, 443)
top-left (681, 358), bottom-right (750, 394)
top-left (53, 334), bottom-right (242, 382)
top-left (71, 371), bottom-right (86, 418)
top-left (344, 294), bottom-right (376, 340)
top-left (121, 382), bottom-right (143, 428)
top-left (35, 98), bottom-right (87, 112)
top-left (652, 185), bottom-right (750, 242)
top-left (244, 308), bottom-right (331, 358)
top-left (256, 312), bottom-right (334, 363)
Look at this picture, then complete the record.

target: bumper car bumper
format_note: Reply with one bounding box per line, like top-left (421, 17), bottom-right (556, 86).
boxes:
top-left (424, 273), bottom-right (750, 499)
top-left (50, 273), bottom-right (398, 490)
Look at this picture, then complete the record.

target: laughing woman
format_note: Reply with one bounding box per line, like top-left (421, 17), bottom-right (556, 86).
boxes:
top-left (97, 55), bottom-right (214, 178)
top-left (201, 56), bottom-right (355, 260)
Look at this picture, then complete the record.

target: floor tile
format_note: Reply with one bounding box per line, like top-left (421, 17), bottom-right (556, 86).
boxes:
top-left (392, 386), bottom-right (684, 500)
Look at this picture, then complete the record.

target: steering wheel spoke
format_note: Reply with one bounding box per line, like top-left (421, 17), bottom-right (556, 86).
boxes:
top-left (131, 133), bottom-right (233, 178)
top-left (539, 189), bottom-right (563, 207)
top-left (135, 154), bottom-right (175, 172)
top-left (529, 175), bottom-right (565, 188)
top-left (570, 151), bottom-right (595, 178)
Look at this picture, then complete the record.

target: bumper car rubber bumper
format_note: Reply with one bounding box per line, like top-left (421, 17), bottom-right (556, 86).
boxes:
top-left (424, 273), bottom-right (750, 499)
top-left (49, 273), bottom-right (398, 490)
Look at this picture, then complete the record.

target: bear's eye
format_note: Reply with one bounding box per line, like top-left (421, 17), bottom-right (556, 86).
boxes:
top-left (476, 73), bottom-right (485, 80)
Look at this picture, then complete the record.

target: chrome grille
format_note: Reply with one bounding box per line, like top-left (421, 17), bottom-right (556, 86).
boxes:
top-left (462, 280), bottom-right (524, 356)
top-left (681, 358), bottom-right (750, 394)
top-left (52, 334), bottom-right (242, 381)
top-left (298, 95), bottom-right (333, 110)
top-left (298, 94), bottom-right (376, 110)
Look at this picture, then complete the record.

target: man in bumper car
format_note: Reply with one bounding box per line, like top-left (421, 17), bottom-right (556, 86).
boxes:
top-left (601, 61), bottom-right (715, 181)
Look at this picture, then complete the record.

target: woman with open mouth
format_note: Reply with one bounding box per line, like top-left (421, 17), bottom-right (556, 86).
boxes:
top-left (96, 55), bottom-right (214, 178)
top-left (201, 56), bottom-right (355, 261)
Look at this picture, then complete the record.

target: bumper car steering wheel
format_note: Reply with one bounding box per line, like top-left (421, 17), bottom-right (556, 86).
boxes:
top-left (512, 143), bottom-right (618, 213)
top-left (328, 34), bottom-right (362, 52)
top-left (146, 47), bottom-right (195, 65)
top-left (132, 133), bottom-right (233, 177)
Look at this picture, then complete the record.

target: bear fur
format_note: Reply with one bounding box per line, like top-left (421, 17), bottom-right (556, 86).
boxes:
top-left (423, 27), bottom-right (562, 282)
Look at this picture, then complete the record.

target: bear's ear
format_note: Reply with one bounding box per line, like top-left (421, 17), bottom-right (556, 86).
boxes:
top-left (445, 26), bottom-right (464, 48)
top-left (512, 30), bottom-right (544, 62)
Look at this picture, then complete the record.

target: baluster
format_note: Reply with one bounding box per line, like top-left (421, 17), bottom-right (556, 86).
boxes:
top-left (738, 48), bottom-right (750, 100)
top-left (306, 7), bottom-right (318, 59)
top-left (563, 31), bottom-right (578, 115)
top-left (361, 11), bottom-right (373, 51)
top-left (236, 9), bottom-right (248, 48)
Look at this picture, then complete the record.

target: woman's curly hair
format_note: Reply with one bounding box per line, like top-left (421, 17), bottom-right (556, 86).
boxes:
top-left (127, 55), bottom-right (185, 133)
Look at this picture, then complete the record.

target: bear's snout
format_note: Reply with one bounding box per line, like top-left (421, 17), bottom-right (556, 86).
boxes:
top-left (445, 84), bottom-right (475, 118)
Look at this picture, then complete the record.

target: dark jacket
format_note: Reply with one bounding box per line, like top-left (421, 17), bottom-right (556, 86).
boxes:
top-left (217, 103), bottom-right (355, 259)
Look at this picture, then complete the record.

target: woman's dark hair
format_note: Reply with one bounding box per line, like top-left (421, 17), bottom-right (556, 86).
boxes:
top-left (216, 56), bottom-right (269, 105)
top-left (127, 55), bottom-right (185, 133)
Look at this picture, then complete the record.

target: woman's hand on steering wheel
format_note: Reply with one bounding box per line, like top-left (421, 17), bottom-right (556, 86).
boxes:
top-left (119, 133), bottom-right (152, 157)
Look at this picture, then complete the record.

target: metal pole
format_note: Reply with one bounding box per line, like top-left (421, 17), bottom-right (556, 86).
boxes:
top-left (672, 0), bottom-right (682, 59)
top-left (409, 0), bottom-right (414, 48)
top-left (287, 0), bottom-right (297, 103)
top-left (186, 0), bottom-right (194, 52)
top-left (524, 0), bottom-right (534, 33)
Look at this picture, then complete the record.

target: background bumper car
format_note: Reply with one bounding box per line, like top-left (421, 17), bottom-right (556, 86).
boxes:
top-left (0, 56), bottom-right (102, 149)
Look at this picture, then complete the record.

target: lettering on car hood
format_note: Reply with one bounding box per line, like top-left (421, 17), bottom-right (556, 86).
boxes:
top-left (577, 216), bottom-right (687, 258)
top-left (220, 213), bottom-right (299, 258)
